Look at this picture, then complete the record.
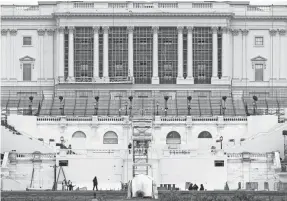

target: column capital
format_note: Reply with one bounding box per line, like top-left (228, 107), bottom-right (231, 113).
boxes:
top-left (9, 29), bottom-right (17, 36)
top-left (93, 26), bottom-right (100, 33)
top-left (278, 29), bottom-right (286, 36)
top-left (222, 27), bottom-right (230, 34)
top-left (187, 26), bottom-right (193, 32)
top-left (211, 27), bottom-right (218, 34)
top-left (152, 26), bottom-right (159, 33)
top-left (57, 26), bottom-right (65, 33)
top-left (231, 29), bottom-right (240, 36)
top-left (102, 26), bottom-right (109, 34)
top-left (177, 26), bottom-right (184, 32)
top-left (68, 26), bottom-right (75, 34)
top-left (269, 29), bottom-right (277, 36)
top-left (1, 29), bottom-right (8, 36)
top-left (241, 29), bottom-right (249, 36)
top-left (46, 28), bottom-right (55, 36)
top-left (127, 26), bottom-right (134, 33)
top-left (37, 29), bottom-right (45, 36)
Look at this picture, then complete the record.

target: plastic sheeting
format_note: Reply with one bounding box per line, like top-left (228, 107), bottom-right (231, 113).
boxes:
top-left (127, 174), bottom-right (158, 198)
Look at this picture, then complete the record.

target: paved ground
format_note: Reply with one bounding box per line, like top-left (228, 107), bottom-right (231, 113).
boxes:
top-left (1, 190), bottom-right (287, 201)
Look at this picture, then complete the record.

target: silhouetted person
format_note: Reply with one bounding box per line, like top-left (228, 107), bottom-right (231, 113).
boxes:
top-left (93, 176), bottom-right (98, 191)
top-left (68, 182), bottom-right (75, 191)
top-left (188, 183), bottom-right (193, 191)
top-left (200, 184), bottom-right (204, 191)
top-left (193, 184), bottom-right (198, 191)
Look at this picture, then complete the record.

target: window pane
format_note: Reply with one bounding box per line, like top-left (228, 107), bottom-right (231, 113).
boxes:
top-left (23, 64), bottom-right (31, 81)
top-left (23, 37), bottom-right (32, 45)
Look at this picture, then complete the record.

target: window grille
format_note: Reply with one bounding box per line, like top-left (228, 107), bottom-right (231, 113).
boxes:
top-left (23, 63), bottom-right (32, 81)
top-left (158, 27), bottom-right (178, 84)
top-left (166, 131), bottom-right (181, 144)
top-left (214, 160), bottom-right (224, 167)
top-left (72, 131), bottom-right (86, 138)
top-left (103, 131), bottom-right (118, 144)
top-left (23, 36), bottom-right (32, 46)
top-left (133, 27), bottom-right (153, 84)
top-left (217, 28), bottom-right (222, 79)
top-left (108, 27), bottom-right (128, 81)
top-left (74, 27), bottom-right (93, 82)
top-left (193, 27), bottom-right (212, 84)
top-left (255, 36), bottom-right (264, 46)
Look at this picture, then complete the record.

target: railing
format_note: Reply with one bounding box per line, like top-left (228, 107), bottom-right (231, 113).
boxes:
top-left (192, 117), bottom-right (218, 121)
top-left (57, 149), bottom-right (122, 157)
top-left (73, 2), bottom-right (94, 8)
top-left (133, 3), bottom-right (154, 8)
top-left (158, 3), bottom-right (178, 8)
top-left (66, 117), bottom-right (92, 121)
top-left (15, 153), bottom-right (56, 160)
top-left (223, 117), bottom-right (247, 121)
top-left (98, 116), bottom-right (124, 122)
top-left (108, 3), bottom-right (128, 8)
top-left (247, 6), bottom-right (271, 12)
top-left (192, 3), bottom-right (213, 9)
top-left (160, 116), bottom-right (187, 121)
top-left (58, 76), bottom-right (133, 84)
top-left (15, 6), bottom-right (39, 10)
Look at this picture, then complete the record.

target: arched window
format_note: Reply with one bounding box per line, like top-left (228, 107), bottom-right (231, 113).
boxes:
top-left (198, 131), bottom-right (212, 138)
top-left (166, 131), bottom-right (181, 144)
top-left (72, 131), bottom-right (86, 138)
top-left (103, 131), bottom-right (118, 144)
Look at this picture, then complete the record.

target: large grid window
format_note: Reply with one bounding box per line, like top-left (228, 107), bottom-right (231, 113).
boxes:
top-left (99, 28), bottom-right (103, 78)
top-left (193, 27), bottom-right (212, 84)
top-left (74, 27), bottom-right (94, 82)
top-left (217, 28), bottom-right (222, 79)
top-left (133, 27), bottom-right (153, 84)
top-left (158, 27), bottom-right (178, 84)
top-left (64, 28), bottom-right (69, 81)
top-left (108, 27), bottom-right (128, 81)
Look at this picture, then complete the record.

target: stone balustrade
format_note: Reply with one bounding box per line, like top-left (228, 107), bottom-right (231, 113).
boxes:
top-left (15, 153), bottom-right (56, 161)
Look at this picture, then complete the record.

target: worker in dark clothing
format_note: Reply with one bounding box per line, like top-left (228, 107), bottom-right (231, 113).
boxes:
top-left (193, 184), bottom-right (198, 191)
top-left (93, 176), bottom-right (98, 191)
top-left (200, 184), bottom-right (204, 191)
top-left (188, 183), bottom-right (193, 191)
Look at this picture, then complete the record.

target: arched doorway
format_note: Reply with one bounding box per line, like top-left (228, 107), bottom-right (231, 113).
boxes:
top-left (71, 131), bottom-right (87, 150)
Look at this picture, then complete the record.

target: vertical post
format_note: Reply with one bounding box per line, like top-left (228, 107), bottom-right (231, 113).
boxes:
top-left (177, 26), bottom-right (184, 83)
top-left (103, 26), bottom-right (109, 82)
top-left (68, 26), bottom-right (74, 82)
top-left (37, 29), bottom-right (45, 80)
top-left (152, 26), bottom-right (159, 84)
top-left (279, 29), bottom-right (286, 80)
top-left (93, 26), bottom-right (100, 81)
top-left (221, 27), bottom-right (230, 81)
top-left (187, 26), bottom-right (194, 83)
top-left (58, 26), bottom-right (65, 82)
top-left (128, 26), bottom-right (134, 81)
top-left (211, 27), bottom-right (218, 81)
top-left (242, 29), bottom-right (249, 80)
top-left (1, 29), bottom-right (8, 80)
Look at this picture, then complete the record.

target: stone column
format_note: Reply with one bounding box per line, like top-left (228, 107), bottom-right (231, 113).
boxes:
top-left (68, 26), bottom-right (75, 82)
top-left (231, 29), bottom-right (241, 80)
top-left (58, 26), bottom-right (65, 82)
top-left (221, 27), bottom-right (230, 81)
top-left (152, 26), bottom-right (159, 84)
top-left (269, 29), bottom-right (277, 81)
top-left (177, 26), bottom-right (184, 83)
top-left (211, 27), bottom-right (218, 82)
top-left (37, 29), bottom-right (45, 81)
top-left (103, 26), bottom-right (109, 81)
top-left (47, 29), bottom-right (55, 81)
top-left (10, 29), bottom-right (17, 81)
top-left (186, 26), bottom-right (194, 83)
top-left (93, 26), bottom-right (100, 81)
top-left (279, 29), bottom-right (286, 80)
top-left (241, 29), bottom-right (249, 80)
top-left (1, 29), bottom-right (8, 80)
top-left (128, 26), bottom-right (134, 81)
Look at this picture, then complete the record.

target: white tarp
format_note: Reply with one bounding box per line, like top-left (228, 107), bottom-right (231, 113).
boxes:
top-left (131, 174), bottom-right (154, 198)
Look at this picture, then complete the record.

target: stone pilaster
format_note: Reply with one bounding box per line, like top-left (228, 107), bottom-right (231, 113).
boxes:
top-left (37, 29), bottom-right (45, 81)
top-left (176, 26), bottom-right (184, 83)
top-left (152, 26), bottom-right (159, 84)
top-left (128, 26), bottom-right (134, 81)
top-left (269, 29), bottom-right (277, 81)
top-left (186, 26), bottom-right (194, 83)
top-left (231, 29), bottom-right (241, 80)
top-left (9, 29), bottom-right (17, 80)
top-left (57, 26), bottom-right (65, 82)
top-left (68, 26), bottom-right (75, 82)
top-left (211, 26), bottom-right (218, 82)
top-left (221, 27), bottom-right (231, 82)
top-left (103, 26), bottom-right (109, 82)
top-left (93, 26), bottom-right (100, 81)
top-left (279, 29), bottom-right (286, 80)
top-left (241, 29), bottom-right (249, 80)
top-left (1, 29), bottom-right (8, 80)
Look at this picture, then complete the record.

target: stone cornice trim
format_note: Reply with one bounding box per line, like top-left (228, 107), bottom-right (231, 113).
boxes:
top-left (234, 16), bottom-right (287, 20)
top-left (1, 15), bottom-right (53, 20)
top-left (52, 12), bottom-right (235, 18)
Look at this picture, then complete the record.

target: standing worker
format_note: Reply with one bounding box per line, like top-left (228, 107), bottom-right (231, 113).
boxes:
top-left (93, 176), bottom-right (98, 191)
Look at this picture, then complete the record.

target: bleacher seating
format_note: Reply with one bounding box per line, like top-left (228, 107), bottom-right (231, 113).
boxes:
top-left (1, 90), bottom-right (286, 117)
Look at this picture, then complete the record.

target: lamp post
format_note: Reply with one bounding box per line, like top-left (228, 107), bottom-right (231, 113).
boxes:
top-left (29, 96), bottom-right (34, 115)
top-left (187, 96), bottom-right (192, 116)
top-left (221, 96), bottom-right (227, 116)
top-left (60, 136), bottom-right (64, 149)
top-left (94, 96), bottom-right (99, 116)
top-left (128, 96), bottom-right (133, 116)
top-left (164, 96), bottom-right (169, 116)
top-left (283, 130), bottom-right (287, 161)
top-left (125, 101), bottom-right (128, 116)
top-left (59, 96), bottom-right (64, 116)
top-left (220, 136), bottom-right (223, 150)
top-left (156, 101), bottom-right (159, 116)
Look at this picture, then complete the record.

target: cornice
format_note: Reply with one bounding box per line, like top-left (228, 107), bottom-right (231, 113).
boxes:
top-left (1, 15), bottom-right (53, 20)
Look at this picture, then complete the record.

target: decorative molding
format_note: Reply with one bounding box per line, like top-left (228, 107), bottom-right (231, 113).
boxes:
top-left (68, 26), bottom-right (75, 34)
top-left (231, 29), bottom-right (239, 36)
top-left (9, 29), bottom-right (17, 36)
top-left (221, 27), bottom-right (229, 34)
top-left (278, 29), bottom-right (286, 36)
top-left (127, 26), bottom-right (134, 33)
top-left (187, 26), bottom-right (193, 32)
top-left (93, 26), bottom-right (100, 34)
top-left (152, 26), bottom-right (159, 33)
top-left (46, 29), bottom-right (55, 36)
top-left (251, 55), bottom-right (267, 69)
top-left (211, 26), bottom-right (218, 34)
top-left (1, 29), bottom-right (8, 36)
top-left (57, 26), bottom-right (65, 34)
top-left (19, 55), bottom-right (35, 70)
top-left (241, 29), bottom-right (249, 36)
top-left (177, 26), bottom-right (184, 32)
top-left (102, 26), bottom-right (109, 34)
top-left (269, 29), bottom-right (277, 36)
top-left (37, 29), bottom-right (45, 36)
